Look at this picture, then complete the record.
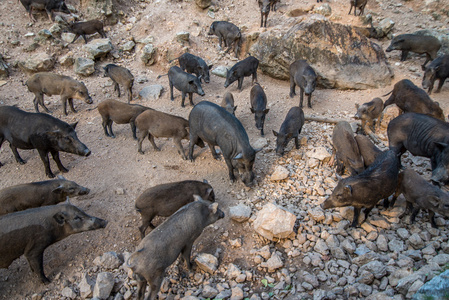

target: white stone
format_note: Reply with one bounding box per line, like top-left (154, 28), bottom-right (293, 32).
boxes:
top-left (229, 204), bottom-right (252, 222)
top-left (270, 166), bottom-right (289, 181)
top-left (93, 272), bottom-right (114, 299)
top-left (253, 203), bottom-right (296, 240)
top-left (195, 253), bottom-right (218, 274)
top-left (305, 147), bottom-right (331, 161)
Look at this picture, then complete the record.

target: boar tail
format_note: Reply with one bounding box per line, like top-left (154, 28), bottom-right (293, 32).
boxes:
top-left (157, 74), bottom-right (168, 79)
top-left (382, 90), bottom-right (393, 97)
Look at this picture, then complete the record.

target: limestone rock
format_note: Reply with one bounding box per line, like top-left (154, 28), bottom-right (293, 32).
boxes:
top-left (141, 44), bottom-right (156, 65)
top-left (212, 66), bottom-right (229, 78)
top-left (62, 32), bottom-right (76, 43)
top-left (261, 252), bottom-right (284, 272)
top-left (74, 57), bottom-right (95, 76)
top-left (202, 285), bottom-right (219, 298)
top-left (195, 0), bottom-right (211, 9)
top-left (120, 41), bottom-right (135, 52)
top-left (61, 287), bottom-right (77, 299)
top-left (313, 3), bottom-right (331, 16)
top-left (306, 147), bottom-right (331, 161)
top-left (270, 166), bottom-right (289, 181)
top-left (229, 204), bottom-right (252, 222)
top-left (413, 269), bottom-right (449, 300)
top-left (176, 32), bottom-right (190, 44)
top-left (253, 203), bottom-right (296, 240)
top-left (78, 273), bottom-right (94, 298)
top-left (93, 251), bottom-right (123, 270)
top-left (139, 85), bottom-right (164, 100)
top-left (250, 15), bottom-right (393, 89)
top-left (93, 272), bottom-right (114, 299)
top-left (83, 38), bottom-right (113, 59)
top-left (18, 53), bottom-right (55, 73)
top-left (308, 207), bottom-right (325, 222)
top-left (60, 52), bottom-right (75, 67)
top-left (195, 253), bottom-right (218, 274)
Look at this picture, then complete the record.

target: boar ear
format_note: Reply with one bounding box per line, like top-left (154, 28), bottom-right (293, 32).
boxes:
top-left (264, 109), bottom-right (270, 114)
top-left (208, 64), bottom-right (213, 70)
top-left (205, 188), bottom-right (213, 198)
top-left (367, 105), bottom-right (377, 113)
top-left (203, 179), bottom-right (208, 184)
top-left (188, 79), bottom-right (195, 85)
top-left (435, 142), bottom-right (448, 151)
top-left (250, 107), bottom-right (255, 113)
top-left (70, 122), bottom-right (78, 129)
top-left (233, 106), bottom-right (238, 112)
top-left (53, 211), bottom-right (68, 225)
top-left (209, 202), bottom-right (219, 214)
top-left (273, 130), bottom-right (278, 137)
top-left (193, 194), bottom-right (203, 202)
top-left (52, 185), bottom-right (64, 194)
top-left (234, 153), bottom-right (243, 160)
top-left (57, 175), bottom-right (66, 180)
top-left (435, 65), bottom-right (441, 72)
top-left (344, 185), bottom-right (353, 195)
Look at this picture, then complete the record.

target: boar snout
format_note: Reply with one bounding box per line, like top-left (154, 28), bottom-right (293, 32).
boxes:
top-left (83, 148), bottom-right (91, 157)
top-left (94, 217), bottom-right (108, 229)
top-left (85, 96), bottom-right (93, 104)
top-left (79, 187), bottom-right (90, 195)
top-left (320, 199), bottom-right (334, 210)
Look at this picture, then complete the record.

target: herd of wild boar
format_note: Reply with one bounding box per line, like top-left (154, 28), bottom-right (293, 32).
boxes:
top-left (1, 0), bottom-right (449, 299)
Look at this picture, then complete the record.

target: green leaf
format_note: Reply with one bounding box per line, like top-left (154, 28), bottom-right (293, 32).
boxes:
top-left (261, 278), bottom-right (268, 287)
top-left (269, 292), bottom-right (274, 297)
top-left (268, 283), bottom-right (275, 288)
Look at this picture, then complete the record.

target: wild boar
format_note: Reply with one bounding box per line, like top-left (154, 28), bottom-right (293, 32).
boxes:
top-left (386, 34), bottom-right (441, 69)
top-left (0, 175), bottom-right (89, 216)
top-left (103, 64), bottom-right (134, 103)
top-left (354, 97), bottom-right (383, 134)
top-left (135, 109), bottom-right (205, 160)
top-left (289, 59), bottom-right (317, 108)
top-left (354, 134), bottom-right (382, 168)
top-left (273, 106), bottom-right (305, 156)
top-left (67, 19), bottom-right (106, 44)
top-left (208, 21), bottom-right (242, 58)
top-left (26, 72), bottom-right (93, 115)
top-left (348, 0), bottom-right (368, 16)
top-left (97, 99), bottom-right (151, 139)
top-left (0, 202), bottom-right (107, 283)
top-left (189, 101), bottom-right (261, 187)
top-left (388, 113), bottom-right (449, 185)
top-left (383, 79), bottom-right (445, 121)
top-left (224, 56), bottom-right (259, 91)
top-left (171, 53), bottom-right (213, 84)
top-left (422, 54), bottom-right (449, 94)
top-left (321, 150), bottom-right (400, 227)
top-left (135, 180), bottom-right (215, 238)
top-left (128, 195), bottom-right (224, 300)
top-left (158, 66), bottom-right (205, 107)
top-left (0, 106), bottom-right (91, 178)
top-left (332, 121), bottom-right (365, 176)
top-left (19, 0), bottom-right (71, 22)
top-left (258, 0), bottom-right (272, 27)
top-left (250, 83), bottom-right (269, 136)
top-left (390, 168), bottom-right (449, 228)
top-left (221, 92), bottom-right (237, 115)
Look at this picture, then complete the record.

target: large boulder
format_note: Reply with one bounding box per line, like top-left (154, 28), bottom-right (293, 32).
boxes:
top-left (74, 57), bottom-right (95, 76)
top-left (250, 14), bottom-right (393, 89)
top-left (79, 0), bottom-right (118, 24)
top-left (18, 53), bottom-right (55, 73)
top-left (253, 203), bottom-right (296, 240)
top-left (83, 38), bottom-right (113, 59)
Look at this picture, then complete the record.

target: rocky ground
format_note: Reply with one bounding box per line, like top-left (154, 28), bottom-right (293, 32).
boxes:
top-left (1, 0), bottom-right (449, 299)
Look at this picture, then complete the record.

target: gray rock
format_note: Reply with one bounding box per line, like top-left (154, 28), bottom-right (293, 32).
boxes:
top-left (305, 147), bottom-right (331, 161)
top-left (250, 14), bottom-right (393, 89)
top-left (176, 32), bottom-right (190, 44)
top-left (93, 272), bottom-right (114, 299)
top-left (120, 41), bottom-right (135, 52)
top-left (409, 233), bottom-right (424, 249)
top-left (141, 44), bottom-right (156, 65)
top-left (139, 85), bottom-right (164, 100)
top-left (313, 3), bottom-right (332, 16)
top-left (261, 252), bottom-right (283, 272)
top-left (195, 0), bottom-right (211, 9)
top-left (396, 228), bottom-right (410, 240)
top-left (211, 66), bottom-right (229, 78)
top-left (61, 32), bottom-right (76, 43)
top-left (83, 38), bottom-right (113, 59)
top-left (78, 273), bottom-right (94, 298)
top-left (430, 253), bottom-right (449, 266)
top-left (396, 273), bottom-right (425, 295)
top-left (376, 234), bottom-right (389, 252)
top-left (216, 290), bottom-right (232, 299)
top-left (61, 287), bottom-right (77, 299)
top-left (229, 204), bottom-right (252, 222)
top-left (226, 263), bottom-right (241, 279)
top-left (303, 271), bottom-right (319, 288)
top-left (388, 238), bottom-right (405, 253)
top-left (202, 285), bottom-right (219, 298)
top-left (49, 24), bottom-right (62, 36)
top-left (195, 253), bottom-right (218, 274)
top-left (0, 54), bottom-right (9, 78)
top-left (74, 57), bottom-right (95, 76)
top-left (253, 137), bottom-right (268, 149)
top-left (314, 239), bottom-right (329, 256)
top-left (93, 251), bottom-right (123, 270)
top-left (359, 261), bottom-right (387, 279)
top-left (341, 239), bottom-right (356, 254)
top-left (253, 203), bottom-right (296, 240)
top-left (308, 208), bottom-right (325, 222)
top-left (358, 284), bottom-right (373, 297)
top-left (378, 18), bottom-right (395, 36)
top-left (413, 269), bottom-right (449, 299)
top-left (18, 53), bottom-right (55, 73)
top-left (231, 286), bottom-right (244, 300)
top-left (59, 52), bottom-right (75, 67)
top-left (270, 166), bottom-right (289, 181)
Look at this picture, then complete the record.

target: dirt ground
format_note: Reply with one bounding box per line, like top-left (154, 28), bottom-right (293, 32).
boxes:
top-left (0, 0), bottom-right (448, 298)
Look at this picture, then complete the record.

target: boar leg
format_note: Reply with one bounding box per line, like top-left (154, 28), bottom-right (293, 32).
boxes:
top-left (25, 248), bottom-right (50, 283)
top-left (188, 134), bottom-right (201, 161)
top-left (428, 211), bottom-right (438, 228)
top-left (295, 136), bottom-right (300, 149)
top-left (169, 81), bottom-right (175, 101)
top-left (174, 138), bottom-right (187, 160)
top-left (138, 216), bottom-right (155, 239)
top-left (260, 13), bottom-right (264, 28)
top-left (351, 207), bottom-right (361, 227)
top-left (37, 149), bottom-right (55, 178)
top-left (68, 98), bottom-right (77, 114)
top-left (108, 121), bottom-right (115, 138)
top-left (148, 275), bottom-right (164, 300)
top-left (130, 122), bottom-right (138, 140)
top-left (181, 92), bottom-right (187, 107)
top-left (71, 34), bottom-right (80, 43)
top-left (82, 35), bottom-right (88, 44)
top-left (299, 87), bottom-right (305, 108)
top-left (127, 86), bottom-right (133, 103)
top-left (225, 158), bottom-right (237, 182)
top-left (252, 71), bottom-right (258, 84)
top-left (410, 207), bottom-right (420, 224)
top-left (208, 143), bottom-right (220, 160)
top-left (307, 94), bottom-right (312, 109)
top-left (51, 150), bottom-right (68, 173)
top-left (137, 131), bottom-right (148, 154)
top-left (189, 93), bottom-right (194, 106)
top-left (148, 135), bottom-right (161, 151)
top-left (436, 78), bottom-right (446, 93)
top-left (237, 77), bottom-right (244, 90)
top-left (99, 29), bottom-right (107, 38)
top-left (9, 144), bottom-right (26, 165)
top-left (289, 77), bottom-right (296, 98)
top-left (102, 117), bottom-right (112, 137)
top-left (36, 93), bottom-right (51, 113)
top-left (136, 276), bottom-right (148, 300)
top-left (114, 82), bottom-right (121, 97)
top-left (422, 54), bottom-right (432, 70)
top-left (182, 243), bottom-right (194, 270)
top-left (400, 51), bottom-right (409, 62)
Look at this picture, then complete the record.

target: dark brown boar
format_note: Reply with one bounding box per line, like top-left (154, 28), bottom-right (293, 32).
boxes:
top-left (208, 21), bottom-right (242, 58)
top-left (136, 109), bottom-right (204, 160)
top-left (135, 180), bottom-right (215, 238)
top-left (68, 20), bottom-right (106, 44)
top-left (128, 196), bottom-right (224, 300)
top-left (391, 168), bottom-right (449, 228)
top-left (332, 121), bottom-right (365, 176)
top-left (20, 0), bottom-right (71, 22)
top-left (289, 59), bottom-right (317, 108)
top-left (26, 72), bottom-right (93, 115)
top-left (383, 79), bottom-right (445, 121)
top-left (221, 92), bottom-right (237, 115)
top-left (354, 134), bottom-right (382, 168)
top-left (273, 106), bottom-right (305, 156)
top-left (103, 64), bottom-right (134, 103)
top-left (422, 54), bottom-right (449, 94)
top-left (250, 83), bottom-right (269, 136)
top-left (97, 99), bottom-right (150, 139)
top-left (0, 202), bottom-right (107, 283)
top-left (0, 175), bottom-right (89, 216)
top-left (348, 0), bottom-right (368, 16)
top-left (354, 97), bottom-right (383, 134)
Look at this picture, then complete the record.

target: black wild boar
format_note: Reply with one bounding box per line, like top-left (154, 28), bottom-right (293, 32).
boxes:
top-left (20, 0), bottom-right (71, 22)
top-left (224, 56), bottom-right (259, 91)
top-left (386, 34), bottom-right (441, 69)
top-left (422, 54), bottom-right (449, 94)
top-left (0, 202), bottom-right (107, 283)
top-left (289, 59), bottom-right (317, 108)
top-left (354, 97), bottom-right (383, 134)
top-left (348, 0), bottom-right (368, 16)
top-left (135, 180), bottom-right (215, 238)
top-left (103, 64), bottom-right (134, 103)
top-left (388, 113), bottom-right (449, 185)
top-left (0, 106), bottom-right (91, 178)
top-left (332, 121), bottom-right (365, 176)
top-left (258, 0), bottom-right (271, 28)
top-left (273, 106), bottom-right (305, 156)
top-left (97, 99), bottom-right (150, 139)
top-left (171, 53), bottom-right (213, 84)
top-left (136, 109), bottom-right (204, 160)
top-left (383, 79), bottom-right (445, 121)
top-left (208, 21), bottom-right (242, 58)
top-left (321, 150), bottom-right (400, 227)
top-left (0, 175), bottom-right (89, 216)
top-left (158, 66), bottom-right (205, 107)
top-left (189, 101), bottom-right (261, 187)
top-left (67, 20), bottom-right (106, 44)
top-left (26, 72), bottom-right (93, 115)
top-left (128, 196), bottom-right (224, 300)
top-left (221, 92), bottom-right (237, 115)
top-left (390, 168), bottom-right (449, 228)
top-left (354, 134), bottom-right (382, 168)
top-left (250, 83), bottom-right (269, 136)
